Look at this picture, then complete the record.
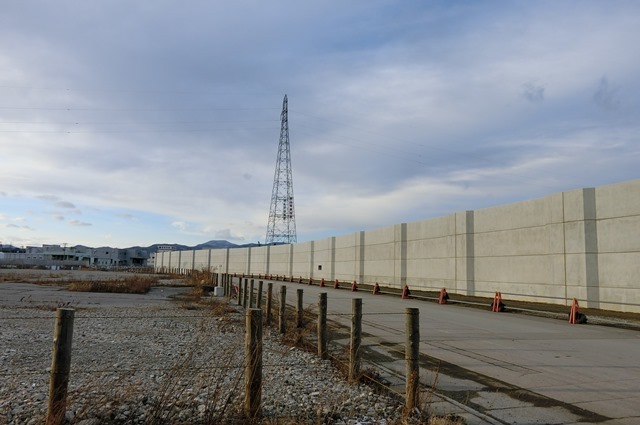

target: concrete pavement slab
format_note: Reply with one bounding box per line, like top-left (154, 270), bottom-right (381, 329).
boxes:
top-left (267, 279), bottom-right (640, 423)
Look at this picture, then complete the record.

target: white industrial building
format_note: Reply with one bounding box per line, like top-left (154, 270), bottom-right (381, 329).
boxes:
top-left (0, 244), bottom-right (150, 269)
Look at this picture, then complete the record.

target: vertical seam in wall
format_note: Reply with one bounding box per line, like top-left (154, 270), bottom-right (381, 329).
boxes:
top-left (225, 248), bottom-right (230, 275)
top-left (562, 192), bottom-right (568, 305)
top-left (466, 210), bottom-right (475, 296)
top-left (207, 249), bottom-right (212, 272)
top-left (289, 244), bottom-right (294, 277)
top-left (454, 213), bottom-right (457, 291)
top-left (247, 247), bottom-right (252, 275)
top-left (401, 223), bottom-right (407, 287)
top-left (330, 237), bottom-right (336, 281)
top-left (191, 250), bottom-right (196, 272)
top-left (359, 231), bottom-right (365, 283)
top-left (583, 187), bottom-right (600, 309)
top-left (265, 245), bottom-right (270, 275)
top-left (310, 241), bottom-right (315, 279)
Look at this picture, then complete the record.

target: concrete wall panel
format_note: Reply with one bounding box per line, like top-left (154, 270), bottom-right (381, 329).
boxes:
top-left (291, 242), bottom-right (313, 278)
top-left (268, 244), bottom-right (290, 276)
top-left (595, 179), bottom-right (640, 219)
top-left (597, 216), bottom-right (640, 253)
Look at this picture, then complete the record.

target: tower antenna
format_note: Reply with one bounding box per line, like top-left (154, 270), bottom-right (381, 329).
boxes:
top-left (265, 95), bottom-right (297, 245)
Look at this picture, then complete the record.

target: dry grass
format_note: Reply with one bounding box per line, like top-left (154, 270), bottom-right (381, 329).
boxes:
top-left (66, 275), bottom-right (157, 294)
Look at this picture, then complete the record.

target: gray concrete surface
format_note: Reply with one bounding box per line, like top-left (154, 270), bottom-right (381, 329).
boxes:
top-left (266, 279), bottom-right (640, 424)
top-left (157, 178), bottom-right (640, 314)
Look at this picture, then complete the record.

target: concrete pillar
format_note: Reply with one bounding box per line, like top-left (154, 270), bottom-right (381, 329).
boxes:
top-left (455, 211), bottom-right (475, 296)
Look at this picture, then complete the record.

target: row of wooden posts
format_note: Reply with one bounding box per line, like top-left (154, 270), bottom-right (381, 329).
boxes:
top-left (45, 275), bottom-right (421, 424)
top-left (225, 274), bottom-right (421, 419)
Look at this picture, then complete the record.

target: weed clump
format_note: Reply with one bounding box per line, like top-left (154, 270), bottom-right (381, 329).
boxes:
top-left (67, 275), bottom-right (157, 294)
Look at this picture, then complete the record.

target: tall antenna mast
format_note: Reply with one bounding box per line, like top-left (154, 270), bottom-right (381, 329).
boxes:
top-left (265, 95), bottom-right (297, 245)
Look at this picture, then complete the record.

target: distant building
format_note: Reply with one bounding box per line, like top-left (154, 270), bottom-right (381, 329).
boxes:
top-left (0, 244), bottom-right (150, 269)
top-left (147, 245), bottom-right (176, 268)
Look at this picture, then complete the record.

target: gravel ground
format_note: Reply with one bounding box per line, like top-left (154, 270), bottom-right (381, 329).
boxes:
top-left (0, 295), bottom-right (411, 425)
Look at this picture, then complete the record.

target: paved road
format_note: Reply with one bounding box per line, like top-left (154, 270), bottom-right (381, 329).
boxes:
top-left (258, 279), bottom-right (640, 425)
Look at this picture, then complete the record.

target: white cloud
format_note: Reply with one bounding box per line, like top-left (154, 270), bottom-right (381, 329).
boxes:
top-left (1, 1), bottom-right (639, 247)
top-left (69, 220), bottom-right (91, 227)
top-left (171, 221), bottom-right (188, 232)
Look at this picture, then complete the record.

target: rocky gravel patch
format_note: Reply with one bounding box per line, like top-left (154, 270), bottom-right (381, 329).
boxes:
top-left (1, 299), bottom-right (411, 424)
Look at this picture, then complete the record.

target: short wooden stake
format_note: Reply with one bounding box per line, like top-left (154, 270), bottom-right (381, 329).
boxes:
top-left (405, 308), bottom-right (420, 412)
top-left (257, 280), bottom-right (264, 310)
top-left (296, 289), bottom-right (304, 328)
top-left (46, 308), bottom-right (75, 425)
top-left (349, 298), bottom-right (362, 382)
top-left (279, 286), bottom-right (287, 334)
top-left (318, 293), bottom-right (328, 360)
top-left (266, 282), bottom-right (273, 326)
top-left (249, 279), bottom-right (255, 308)
top-left (242, 278), bottom-right (249, 308)
top-left (244, 308), bottom-right (263, 419)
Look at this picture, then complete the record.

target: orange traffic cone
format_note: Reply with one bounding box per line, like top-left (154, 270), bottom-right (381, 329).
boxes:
top-left (351, 280), bottom-right (358, 292)
top-left (372, 282), bottom-right (381, 295)
top-left (439, 288), bottom-right (449, 304)
top-left (402, 284), bottom-right (411, 299)
top-left (334, 279), bottom-right (340, 289)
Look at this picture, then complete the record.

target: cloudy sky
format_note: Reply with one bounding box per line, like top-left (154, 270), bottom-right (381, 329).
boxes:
top-left (1, 1), bottom-right (639, 248)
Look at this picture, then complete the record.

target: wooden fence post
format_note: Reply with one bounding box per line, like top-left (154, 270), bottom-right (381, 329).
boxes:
top-left (249, 279), bottom-right (255, 308)
top-left (237, 276), bottom-right (243, 306)
top-left (266, 282), bottom-right (273, 326)
top-left (245, 308), bottom-right (263, 419)
top-left (406, 307), bottom-right (420, 411)
top-left (46, 308), bottom-right (75, 425)
top-left (318, 293), bottom-right (328, 359)
top-left (349, 298), bottom-right (362, 382)
top-left (279, 286), bottom-right (287, 334)
top-left (296, 289), bottom-right (304, 328)
top-left (243, 278), bottom-right (249, 308)
top-left (257, 280), bottom-right (264, 310)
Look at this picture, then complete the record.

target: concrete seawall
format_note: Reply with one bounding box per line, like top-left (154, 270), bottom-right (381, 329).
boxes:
top-left (156, 178), bottom-right (640, 313)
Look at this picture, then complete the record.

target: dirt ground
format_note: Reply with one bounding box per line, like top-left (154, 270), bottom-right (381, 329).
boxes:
top-left (2, 267), bottom-right (639, 328)
top-left (0, 268), bottom-right (189, 309)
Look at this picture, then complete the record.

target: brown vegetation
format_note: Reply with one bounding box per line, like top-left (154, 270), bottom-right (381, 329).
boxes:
top-left (66, 275), bottom-right (157, 294)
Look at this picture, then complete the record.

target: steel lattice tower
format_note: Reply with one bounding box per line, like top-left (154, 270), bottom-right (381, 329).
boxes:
top-left (265, 95), bottom-right (297, 245)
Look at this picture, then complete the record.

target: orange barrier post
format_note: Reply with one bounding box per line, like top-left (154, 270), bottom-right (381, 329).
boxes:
top-left (491, 292), bottom-right (504, 312)
top-left (351, 280), bottom-right (358, 292)
top-left (372, 282), bottom-right (380, 295)
top-left (568, 298), bottom-right (587, 324)
top-left (334, 279), bottom-right (340, 289)
top-left (320, 278), bottom-right (325, 287)
top-left (402, 284), bottom-right (411, 299)
top-left (309, 277), bottom-right (313, 286)
top-left (439, 288), bottom-right (449, 304)
top-left (569, 298), bottom-right (578, 324)
top-left (289, 276), bottom-right (294, 282)
top-left (298, 276), bottom-right (303, 284)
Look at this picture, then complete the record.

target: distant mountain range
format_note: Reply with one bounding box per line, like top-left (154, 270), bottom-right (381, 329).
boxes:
top-left (1, 240), bottom-right (263, 253)
top-left (133, 240), bottom-right (262, 252)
